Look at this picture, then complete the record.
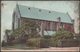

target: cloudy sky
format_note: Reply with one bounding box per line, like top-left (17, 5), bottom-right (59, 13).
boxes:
top-left (1, 1), bottom-right (79, 42)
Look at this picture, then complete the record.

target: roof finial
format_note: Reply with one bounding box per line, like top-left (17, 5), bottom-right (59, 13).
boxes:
top-left (16, 1), bottom-right (18, 7)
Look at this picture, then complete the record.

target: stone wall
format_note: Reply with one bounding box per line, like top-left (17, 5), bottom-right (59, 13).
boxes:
top-left (60, 39), bottom-right (80, 47)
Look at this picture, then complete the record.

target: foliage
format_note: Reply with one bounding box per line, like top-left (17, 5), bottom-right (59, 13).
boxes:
top-left (26, 38), bottom-right (41, 48)
top-left (53, 29), bottom-right (74, 40)
top-left (51, 29), bottom-right (74, 47)
top-left (8, 19), bottom-right (41, 44)
top-left (26, 37), bottom-right (50, 48)
top-left (43, 35), bottom-right (52, 39)
top-left (39, 38), bottom-right (50, 48)
top-left (49, 38), bottom-right (58, 47)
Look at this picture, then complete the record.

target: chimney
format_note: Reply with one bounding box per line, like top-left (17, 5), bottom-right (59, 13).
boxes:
top-left (57, 17), bottom-right (61, 22)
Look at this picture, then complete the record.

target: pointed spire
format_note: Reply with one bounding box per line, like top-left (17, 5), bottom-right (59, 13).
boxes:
top-left (66, 12), bottom-right (72, 20)
top-left (15, 1), bottom-right (21, 17)
top-left (66, 12), bottom-right (69, 17)
top-left (16, 1), bottom-right (18, 7)
top-left (16, 1), bottom-right (20, 11)
top-left (66, 12), bottom-right (70, 17)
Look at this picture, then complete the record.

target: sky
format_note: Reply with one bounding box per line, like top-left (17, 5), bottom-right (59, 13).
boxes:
top-left (1, 1), bottom-right (79, 42)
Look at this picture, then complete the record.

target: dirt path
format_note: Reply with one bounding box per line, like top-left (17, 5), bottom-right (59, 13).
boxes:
top-left (1, 47), bottom-right (80, 52)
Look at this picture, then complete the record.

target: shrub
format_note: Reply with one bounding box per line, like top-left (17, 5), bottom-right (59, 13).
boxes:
top-left (26, 38), bottom-right (50, 48)
top-left (50, 38), bottom-right (62, 47)
top-left (43, 35), bottom-right (52, 39)
top-left (51, 29), bottom-right (74, 47)
top-left (39, 38), bottom-right (50, 48)
top-left (26, 38), bottom-right (40, 48)
top-left (53, 29), bottom-right (74, 40)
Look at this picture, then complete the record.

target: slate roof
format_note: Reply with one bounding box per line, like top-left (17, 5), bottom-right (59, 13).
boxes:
top-left (17, 5), bottom-right (72, 24)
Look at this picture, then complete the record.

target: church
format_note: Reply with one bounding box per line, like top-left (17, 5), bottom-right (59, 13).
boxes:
top-left (12, 4), bottom-right (74, 35)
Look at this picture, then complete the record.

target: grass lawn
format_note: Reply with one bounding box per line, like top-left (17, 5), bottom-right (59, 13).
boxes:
top-left (2, 44), bottom-right (40, 50)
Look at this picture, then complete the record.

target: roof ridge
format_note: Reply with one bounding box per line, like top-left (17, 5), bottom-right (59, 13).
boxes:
top-left (18, 4), bottom-right (66, 14)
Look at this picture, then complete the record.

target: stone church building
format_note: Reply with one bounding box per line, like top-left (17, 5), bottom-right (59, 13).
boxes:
top-left (12, 4), bottom-right (74, 35)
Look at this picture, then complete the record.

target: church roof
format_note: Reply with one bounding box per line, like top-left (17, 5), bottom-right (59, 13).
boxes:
top-left (16, 5), bottom-right (72, 24)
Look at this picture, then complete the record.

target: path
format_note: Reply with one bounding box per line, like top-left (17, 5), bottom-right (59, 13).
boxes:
top-left (1, 47), bottom-right (80, 52)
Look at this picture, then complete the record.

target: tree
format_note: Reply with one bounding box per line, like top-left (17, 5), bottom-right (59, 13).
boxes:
top-left (10, 19), bottom-right (41, 43)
